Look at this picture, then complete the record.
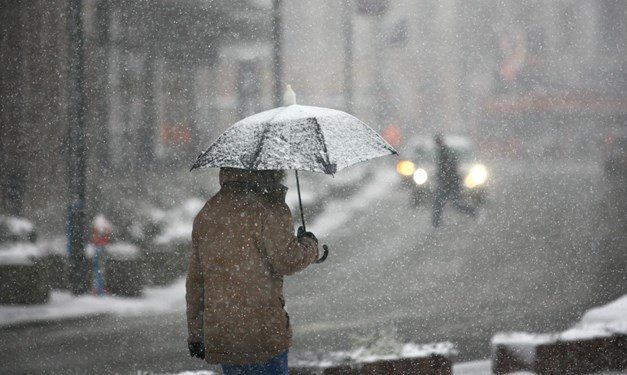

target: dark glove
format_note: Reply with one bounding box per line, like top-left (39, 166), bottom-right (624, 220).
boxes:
top-left (297, 226), bottom-right (318, 243)
top-left (188, 342), bottom-right (205, 360)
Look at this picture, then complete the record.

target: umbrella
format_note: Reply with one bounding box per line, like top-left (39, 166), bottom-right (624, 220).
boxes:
top-left (191, 86), bottom-right (397, 262)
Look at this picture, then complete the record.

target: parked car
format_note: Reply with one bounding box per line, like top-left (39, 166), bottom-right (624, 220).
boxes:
top-left (396, 135), bottom-right (490, 208)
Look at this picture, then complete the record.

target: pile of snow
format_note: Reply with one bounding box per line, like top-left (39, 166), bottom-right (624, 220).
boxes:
top-left (3, 216), bottom-right (34, 237)
top-left (0, 217), bottom-right (68, 265)
top-left (492, 294), bottom-right (627, 366)
top-left (491, 332), bottom-right (555, 367)
top-left (105, 242), bottom-right (141, 261)
top-left (93, 214), bottom-right (112, 232)
top-left (494, 294), bottom-right (627, 348)
top-left (576, 294), bottom-right (627, 337)
top-left (39, 235), bottom-right (69, 257)
top-left (453, 360), bottom-right (511, 375)
top-left (0, 215), bottom-right (37, 244)
top-left (293, 340), bottom-right (456, 369)
top-left (0, 277), bottom-right (186, 327)
top-left (85, 241), bottom-right (140, 260)
top-left (152, 198), bottom-right (204, 246)
top-left (0, 242), bottom-right (45, 266)
top-left (349, 341), bottom-right (456, 364)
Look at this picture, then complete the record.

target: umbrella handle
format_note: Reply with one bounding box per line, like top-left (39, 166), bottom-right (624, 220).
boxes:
top-left (315, 244), bottom-right (329, 264)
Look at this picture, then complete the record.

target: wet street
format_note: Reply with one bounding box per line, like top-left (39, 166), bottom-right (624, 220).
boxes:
top-left (0, 158), bottom-right (625, 374)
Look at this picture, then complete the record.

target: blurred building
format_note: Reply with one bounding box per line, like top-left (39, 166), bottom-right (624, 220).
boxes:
top-left (475, 0), bottom-right (627, 159)
top-left (0, 0), bottom-right (268, 232)
top-left (278, 0), bottom-right (626, 155)
top-left (1, 0), bottom-right (626, 232)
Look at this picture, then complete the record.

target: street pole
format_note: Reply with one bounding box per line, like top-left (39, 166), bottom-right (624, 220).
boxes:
top-left (436, 0), bottom-right (461, 132)
top-left (95, 0), bottom-right (112, 173)
top-left (372, 13), bottom-right (386, 131)
top-left (0, 5), bottom-right (26, 217)
top-left (356, 0), bottom-right (390, 131)
top-left (67, 0), bottom-right (89, 295)
top-left (342, 0), bottom-right (354, 114)
top-left (271, 0), bottom-right (283, 108)
top-left (141, 48), bottom-right (157, 170)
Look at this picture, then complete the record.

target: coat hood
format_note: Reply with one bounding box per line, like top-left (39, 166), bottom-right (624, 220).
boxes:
top-left (219, 167), bottom-right (287, 203)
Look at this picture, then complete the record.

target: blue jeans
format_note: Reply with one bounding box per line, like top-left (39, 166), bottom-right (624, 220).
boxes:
top-left (221, 351), bottom-right (288, 375)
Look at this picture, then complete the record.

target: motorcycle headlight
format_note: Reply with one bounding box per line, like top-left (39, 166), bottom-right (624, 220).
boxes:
top-left (413, 168), bottom-right (428, 185)
top-left (465, 164), bottom-right (488, 188)
top-left (396, 160), bottom-right (416, 176)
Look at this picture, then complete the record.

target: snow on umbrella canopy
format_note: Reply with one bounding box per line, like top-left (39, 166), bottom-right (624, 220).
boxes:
top-left (190, 104), bottom-right (397, 174)
top-left (191, 100), bottom-right (397, 264)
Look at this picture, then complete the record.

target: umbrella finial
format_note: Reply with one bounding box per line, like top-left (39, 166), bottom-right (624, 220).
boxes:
top-left (283, 84), bottom-right (296, 106)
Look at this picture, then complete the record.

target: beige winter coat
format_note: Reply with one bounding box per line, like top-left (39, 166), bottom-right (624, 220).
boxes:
top-left (186, 168), bottom-right (318, 365)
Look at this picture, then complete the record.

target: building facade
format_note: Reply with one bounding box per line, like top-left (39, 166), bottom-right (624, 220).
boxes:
top-left (0, 0), bottom-right (267, 233)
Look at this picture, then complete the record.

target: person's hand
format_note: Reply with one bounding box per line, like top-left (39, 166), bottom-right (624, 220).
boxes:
top-left (297, 226), bottom-right (318, 243)
top-left (188, 342), bottom-right (205, 359)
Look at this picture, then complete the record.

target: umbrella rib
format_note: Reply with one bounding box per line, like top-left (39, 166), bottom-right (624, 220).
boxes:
top-left (249, 125), bottom-right (272, 170)
top-left (311, 117), bottom-right (336, 174)
top-left (249, 107), bottom-right (290, 170)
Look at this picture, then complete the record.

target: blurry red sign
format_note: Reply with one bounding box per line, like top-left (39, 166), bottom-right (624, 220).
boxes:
top-left (382, 124), bottom-right (403, 148)
top-left (161, 122), bottom-right (192, 146)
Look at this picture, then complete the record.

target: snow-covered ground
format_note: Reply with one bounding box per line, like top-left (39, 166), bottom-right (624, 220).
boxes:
top-left (1, 160), bottom-right (624, 374)
top-left (308, 164), bottom-right (399, 236)
top-left (0, 241), bottom-right (42, 266)
top-left (0, 165), bottom-right (384, 328)
top-left (0, 277), bottom-right (185, 327)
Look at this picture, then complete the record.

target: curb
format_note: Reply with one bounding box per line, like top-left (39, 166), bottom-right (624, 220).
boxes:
top-left (291, 354), bottom-right (453, 375)
top-left (0, 312), bottom-right (109, 331)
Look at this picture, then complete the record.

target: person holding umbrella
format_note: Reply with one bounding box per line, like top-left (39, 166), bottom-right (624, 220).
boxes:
top-left (186, 167), bottom-right (319, 373)
top-left (186, 86), bottom-right (396, 373)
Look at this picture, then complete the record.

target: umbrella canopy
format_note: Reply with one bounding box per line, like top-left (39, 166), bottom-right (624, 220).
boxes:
top-left (190, 104), bottom-right (397, 174)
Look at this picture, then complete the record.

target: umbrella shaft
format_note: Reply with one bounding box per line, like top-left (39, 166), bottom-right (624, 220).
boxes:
top-left (295, 170), bottom-right (306, 231)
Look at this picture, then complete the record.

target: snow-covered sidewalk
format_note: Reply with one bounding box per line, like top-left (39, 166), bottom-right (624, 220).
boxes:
top-left (0, 166), bottom-right (394, 329)
top-left (0, 278), bottom-right (185, 327)
top-left (309, 164), bottom-right (399, 236)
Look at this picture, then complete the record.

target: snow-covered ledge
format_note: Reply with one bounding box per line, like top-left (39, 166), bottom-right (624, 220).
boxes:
top-left (291, 341), bottom-right (456, 374)
top-left (492, 294), bottom-right (627, 374)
